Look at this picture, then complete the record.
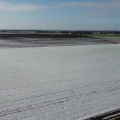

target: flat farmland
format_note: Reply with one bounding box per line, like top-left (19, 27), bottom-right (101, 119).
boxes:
top-left (0, 37), bottom-right (114, 48)
top-left (90, 34), bottom-right (120, 44)
top-left (0, 44), bottom-right (120, 120)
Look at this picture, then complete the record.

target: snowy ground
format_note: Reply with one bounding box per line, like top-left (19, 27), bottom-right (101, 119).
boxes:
top-left (0, 44), bottom-right (120, 120)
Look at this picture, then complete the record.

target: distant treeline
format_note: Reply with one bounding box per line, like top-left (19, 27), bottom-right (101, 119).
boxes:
top-left (0, 30), bottom-right (120, 34)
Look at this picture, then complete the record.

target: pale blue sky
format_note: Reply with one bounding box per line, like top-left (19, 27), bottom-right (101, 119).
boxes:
top-left (0, 0), bottom-right (120, 30)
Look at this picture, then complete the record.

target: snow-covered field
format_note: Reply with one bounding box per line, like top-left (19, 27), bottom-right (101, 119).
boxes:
top-left (0, 44), bottom-right (120, 120)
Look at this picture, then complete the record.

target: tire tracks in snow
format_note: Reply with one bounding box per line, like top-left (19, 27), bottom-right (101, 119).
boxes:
top-left (0, 79), bottom-right (119, 118)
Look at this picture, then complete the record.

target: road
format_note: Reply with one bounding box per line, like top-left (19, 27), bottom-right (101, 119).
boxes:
top-left (0, 44), bottom-right (120, 120)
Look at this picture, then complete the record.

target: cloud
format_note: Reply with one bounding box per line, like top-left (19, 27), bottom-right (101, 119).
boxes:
top-left (0, 1), bottom-right (48, 12)
top-left (57, 0), bottom-right (120, 9)
top-left (0, 0), bottom-right (119, 16)
top-left (56, 0), bottom-right (120, 16)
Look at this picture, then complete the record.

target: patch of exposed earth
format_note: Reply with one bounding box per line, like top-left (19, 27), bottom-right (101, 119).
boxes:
top-left (0, 37), bottom-right (114, 48)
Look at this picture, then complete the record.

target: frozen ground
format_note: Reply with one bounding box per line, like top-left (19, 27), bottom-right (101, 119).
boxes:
top-left (0, 44), bottom-right (120, 120)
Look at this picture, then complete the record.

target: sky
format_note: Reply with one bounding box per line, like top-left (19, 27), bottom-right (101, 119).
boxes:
top-left (0, 0), bottom-right (120, 30)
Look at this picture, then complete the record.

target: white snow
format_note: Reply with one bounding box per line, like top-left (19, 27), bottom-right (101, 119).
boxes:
top-left (0, 44), bottom-right (120, 120)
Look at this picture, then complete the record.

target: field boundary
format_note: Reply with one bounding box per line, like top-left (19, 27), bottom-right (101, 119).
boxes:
top-left (85, 108), bottom-right (120, 120)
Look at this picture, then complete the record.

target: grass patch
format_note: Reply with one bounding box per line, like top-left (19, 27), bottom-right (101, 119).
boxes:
top-left (89, 34), bottom-right (120, 39)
